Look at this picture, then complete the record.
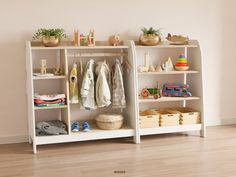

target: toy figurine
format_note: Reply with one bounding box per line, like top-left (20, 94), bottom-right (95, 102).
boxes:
top-left (88, 29), bottom-right (95, 46)
top-left (149, 65), bottom-right (155, 72)
top-left (166, 33), bottom-right (189, 45)
top-left (108, 34), bottom-right (122, 46)
top-left (156, 65), bottom-right (163, 72)
top-left (53, 66), bottom-right (63, 76)
top-left (138, 53), bottom-right (150, 72)
top-left (162, 57), bottom-right (174, 72)
top-left (40, 59), bottom-right (47, 74)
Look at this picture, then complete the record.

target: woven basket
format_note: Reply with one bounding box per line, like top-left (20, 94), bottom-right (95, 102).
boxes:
top-left (96, 114), bottom-right (124, 130)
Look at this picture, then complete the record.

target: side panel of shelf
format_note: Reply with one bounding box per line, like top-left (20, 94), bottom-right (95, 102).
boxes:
top-left (26, 42), bottom-right (36, 149)
top-left (123, 40), bottom-right (140, 144)
top-left (187, 45), bottom-right (206, 137)
top-left (61, 49), bottom-right (71, 134)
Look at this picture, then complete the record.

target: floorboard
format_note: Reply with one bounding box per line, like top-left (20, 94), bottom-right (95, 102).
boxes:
top-left (0, 125), bottom-right (236, 177)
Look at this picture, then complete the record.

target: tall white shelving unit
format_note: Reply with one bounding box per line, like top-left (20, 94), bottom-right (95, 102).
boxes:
top-left (26, 40), bottom-right (205, 153)
top-left (135, 40), bottom-right (205, 141)
top-left (26, 41), bottom-right (139, 153)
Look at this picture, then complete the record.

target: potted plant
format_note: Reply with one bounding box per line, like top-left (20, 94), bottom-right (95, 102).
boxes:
top-left (33, 28), bottom-right (67, 47)
top-left (139, 27), bottom-right (162, 46)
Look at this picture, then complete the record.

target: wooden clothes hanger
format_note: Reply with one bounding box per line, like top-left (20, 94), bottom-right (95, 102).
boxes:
top-left (122, 59), bottom-right (132, 71)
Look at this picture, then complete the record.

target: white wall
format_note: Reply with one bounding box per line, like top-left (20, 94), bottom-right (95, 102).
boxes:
top-left (0, 0), bottom-right (234, 138)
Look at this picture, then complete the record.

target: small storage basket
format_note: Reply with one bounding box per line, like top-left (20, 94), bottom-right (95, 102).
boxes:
top-left (96, 114), bottom-right (124, 130)
top-left (157, 109), bottom-right (180, 126)
top-left (139, 109), bottom-right (160, 128)
top-left (167, 107), bottom-right (200, 125)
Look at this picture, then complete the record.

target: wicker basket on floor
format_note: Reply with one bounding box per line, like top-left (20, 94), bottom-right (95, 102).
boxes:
top-left (95, 114), bottom-right (124, 130)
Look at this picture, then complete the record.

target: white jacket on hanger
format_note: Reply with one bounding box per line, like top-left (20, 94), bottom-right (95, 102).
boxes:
top-left (95, 61), bottom-right (111, 108)
top-left (81, 59), bottom-right (97, 110)
top-left (112, 59), bottom-right (126, 108)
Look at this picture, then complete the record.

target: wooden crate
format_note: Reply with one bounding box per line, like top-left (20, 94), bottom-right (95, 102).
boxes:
top-left (139, 113), bottom-right (159, 128)
top-left (167, 107), bottom-right (201, 125)
top-left (157, 109), bottom-right (180, 126)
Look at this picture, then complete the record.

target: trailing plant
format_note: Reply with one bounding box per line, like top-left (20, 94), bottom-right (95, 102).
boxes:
top-left (141, 27), bottom-right (161, 36)
top-left (33, 28), bottom-right (67, 40)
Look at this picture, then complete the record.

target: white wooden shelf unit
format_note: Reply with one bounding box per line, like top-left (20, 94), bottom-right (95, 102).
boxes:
top-left (26, 41), bottom-right (138, 153)
top-left (135, 40), bottom-right (205, 143)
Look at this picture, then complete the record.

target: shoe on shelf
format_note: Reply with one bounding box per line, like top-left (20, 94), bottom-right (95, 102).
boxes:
top-left (71, 121), bottom-right (80, 132)
top-left (82, 121), bottom-right (91, 132)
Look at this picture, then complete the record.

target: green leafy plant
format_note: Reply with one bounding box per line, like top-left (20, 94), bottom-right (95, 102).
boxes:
top-left (141, 27), bottom-right (161, 36)
top-left (33, 28), bottom-right (67, 40)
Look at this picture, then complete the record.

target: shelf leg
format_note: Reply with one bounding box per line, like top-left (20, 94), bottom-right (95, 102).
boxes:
top-left (200, 126), bottom-right (206, 138)
top-left (133, 134), bottom-right (140, 144)
top-left (28, 136), bottom-right (32, 144)
top-left (33, 142), bottom-right (37, 154)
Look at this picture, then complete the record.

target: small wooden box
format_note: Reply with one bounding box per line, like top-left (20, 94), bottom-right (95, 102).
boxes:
top-left (157, 110), bottom-right (180, 126)
top-left (167, 108), bottom-right (201, 125)
top-left (139, 115), bottom-right (159, 128)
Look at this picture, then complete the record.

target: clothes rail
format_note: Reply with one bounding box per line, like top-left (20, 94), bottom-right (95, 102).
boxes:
top-left (67, 53), bottom-right (127, 58)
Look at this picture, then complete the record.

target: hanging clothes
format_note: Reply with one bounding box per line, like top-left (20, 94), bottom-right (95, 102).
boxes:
top-left (112, 59), bottom-right (126, 108)
top-left (69, 63), bottom-right (79, 104)
top-left (95, 61), bottom-right (111, 108)
top-left (81, 59), bottom-right (97, 110)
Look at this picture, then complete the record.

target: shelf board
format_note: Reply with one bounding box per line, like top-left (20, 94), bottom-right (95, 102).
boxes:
top-left (140, 124), bottom-right (202, 136)
top-left (34, 105), bottom-right (68, 110)
top-left (139, 97), bottom-right (200, 103)
top-left (138, 70), bottom-right (199, 75)
top-left (30, 40), bottom-right (129, 50)
top-left (135, 40), bottom-right (198, 48)
top-left (31, 46), bottom-right (129, 50)
top-left (35, 127), bottom-right (134, 145)
top-left (33, 75), bottom-right (67, 80)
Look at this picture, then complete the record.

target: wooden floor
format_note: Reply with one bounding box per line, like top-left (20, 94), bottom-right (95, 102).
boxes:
top-left (1, 126), bottom-right (236, 177)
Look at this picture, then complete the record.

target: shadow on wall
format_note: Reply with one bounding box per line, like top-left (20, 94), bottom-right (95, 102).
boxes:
top-left (220, 0), bottom-right (236, 123)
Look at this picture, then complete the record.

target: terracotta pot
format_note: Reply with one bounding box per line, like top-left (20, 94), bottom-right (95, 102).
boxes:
top-left (42, 36), bottom-right (60, 47)
top-left (139, 34), bottom-right (161, 46)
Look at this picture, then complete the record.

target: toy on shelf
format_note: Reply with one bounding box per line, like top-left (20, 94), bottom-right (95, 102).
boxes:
top-left (74, 29), bottom-right (79, 46)
top-left (175, 53), bottom-right (189, 71)
top-left (33, 59), bottom-right (54, 77)
top-left (156, 65), bottom-right (163, 72)
top-left (140, 82), bottom-right (162, 99)
top-left (149, 65), bottom-right (155, 72)
top-left (138, 52), bottom-right (150, 72)
top-left (40, 59), bottom-right (47, 74)
top-left (166, 33), bottom-right (189, 45)
top-left (161, 57), bottom-right (174, 72)
top-left (108, 34), bottom-right (122, 46)
top-left (53, 66), bottom-right (63, 76)
top-left (87, 29), bottom-right (95, 46)
top-left (162, 83), bottom-right (192, 97)
top-left (77, 29), bottom-right (95, 46)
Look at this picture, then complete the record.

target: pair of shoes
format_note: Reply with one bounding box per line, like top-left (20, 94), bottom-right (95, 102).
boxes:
top-left (71, 121), bottom-right (91, 132)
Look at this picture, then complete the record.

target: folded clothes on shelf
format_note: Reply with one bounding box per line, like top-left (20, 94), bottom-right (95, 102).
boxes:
top-left (34, 94), bottom-right (66, 107)
top-left (34, 93), bottom-right (66, 101)
top-left (36, 120), bottom-right (67, 136)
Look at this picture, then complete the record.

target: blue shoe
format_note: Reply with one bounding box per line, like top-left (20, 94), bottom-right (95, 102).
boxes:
top-left (82, 121), bottom-right (91, 132)
top-left (71, 121), bottom-right (80, 132)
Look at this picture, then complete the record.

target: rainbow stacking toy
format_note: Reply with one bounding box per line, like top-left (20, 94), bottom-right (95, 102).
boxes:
top-left (175, 53), bottom-right (189, 71)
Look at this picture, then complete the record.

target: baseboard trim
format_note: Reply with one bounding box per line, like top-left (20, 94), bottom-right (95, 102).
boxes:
top-left (221, 118), bottom-right (236, 125)
top-left (0, 135), bottom-right (28, 145)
